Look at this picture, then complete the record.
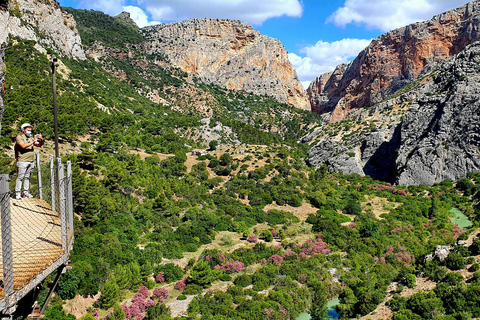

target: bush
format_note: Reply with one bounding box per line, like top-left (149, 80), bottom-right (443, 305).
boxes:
top-left (441, 272), bottom-right (464, 286)
top-left (177, 294), bottom-right (187, 300)
top-left (234, 274), bottom-right (252, 287)
top-left (344, 200), bottom-right (362, 215)
top-left (220, 273), bottom-right (232, 281)
top-left (445, 251), bottom-right (465, 270)
top-left (154, 263), bottom-right (184, 283)
top-left (405, 274), bottom-right (416, 288)
top-left (468, 263), bottom-right (480, 272)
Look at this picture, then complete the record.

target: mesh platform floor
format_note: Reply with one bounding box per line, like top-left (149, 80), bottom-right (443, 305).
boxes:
top-left (0, 198), bottom-right (66, 299)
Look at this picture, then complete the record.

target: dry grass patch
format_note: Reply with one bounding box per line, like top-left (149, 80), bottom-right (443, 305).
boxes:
top-left (263, 200), bottom-right (318, 222)
top-left (363, 195), bottom-right (401, 220)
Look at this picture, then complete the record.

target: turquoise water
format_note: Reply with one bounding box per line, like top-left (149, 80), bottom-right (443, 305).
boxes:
top-left (296, 298), bottom-right (340, 320)
top-left (449, 208), bottom-right (473, 230)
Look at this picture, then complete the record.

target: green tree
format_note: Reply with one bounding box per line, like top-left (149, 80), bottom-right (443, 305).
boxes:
top-left (110, 303), bottom-right (126, 320)
top-left (209, 140), bottom-right (218, 151)
top-left (189, 260), bottom-right (214, 288)
top-left (310, 283), bottom-right (329, 320)
top-left (98, 280), bottom-right (120, 309)
top-left (219, 153), bottom-right (233, 166)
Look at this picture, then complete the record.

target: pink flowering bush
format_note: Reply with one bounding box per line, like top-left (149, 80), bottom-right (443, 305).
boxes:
top-left (92, 310), bottom-right (99, 320)
top-left (152, 287), bottom-right (169, 302)
top-left (282, 249), bottom-right (297, 260)
top-left (155, 272), bottom-right (165, 283)
top-left (174, 278), bottom-right (187, 290)
top-left (297, 234), bottom-right (330, 259)
top-left (384, 244), bottom-right (415, 264)
top-left (214, 259), bottom-right (244, 274)
top-left (452, 224), bottom-right (463, 239)
top-left (269, 254), bottom-right (284, 265)
top-left (122, 286), bottom-right (155, 320)
top-left (247, 234), bottom-right (258, 243)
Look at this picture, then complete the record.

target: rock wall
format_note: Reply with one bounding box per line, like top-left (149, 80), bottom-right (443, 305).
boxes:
top-left (305, 41), bottom-right (480, 186)
top-left (9, 0), bottom-right (85, 59)
top-left (308, 0), bottom-right (480, 122)
top-left (142, 18), bottom-right (310, 110)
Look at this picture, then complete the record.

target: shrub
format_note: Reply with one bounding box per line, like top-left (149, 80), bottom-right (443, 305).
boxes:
top-left (445, 251), bottom-right (465, 270)
top-left (234, 274), bottom-right (252, 287)
top-left (154, 264), bottom-right (184, 283)
top-left (215, 260), bottom-right (245, 274)
top-left (152, 287), bottom-right (169, 302)
top-left (174, 278), bottom-right (187, 290)
top-left (177, 295), bottom-right (187, 300)
top-left (155, 272), bottom-right (165, 283)
top-left (468, 263), bottom-right (480, 272)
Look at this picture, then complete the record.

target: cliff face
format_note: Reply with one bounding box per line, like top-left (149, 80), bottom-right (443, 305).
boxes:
top-left (8, 0), bottom-right (85, 60)
top-left (308, 0), bottom-right (480, 122)
top-left (305, 41), bottom-right (480, 186)
top-left (142, 18), bottom-right (310, 110)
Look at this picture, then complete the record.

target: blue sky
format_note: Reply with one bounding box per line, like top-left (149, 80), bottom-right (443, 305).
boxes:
top-left (58, 0), bottom-right (471, 87)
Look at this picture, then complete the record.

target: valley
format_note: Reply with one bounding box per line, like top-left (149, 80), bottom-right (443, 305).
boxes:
top-left (0, 1), bottom-right (480, 319)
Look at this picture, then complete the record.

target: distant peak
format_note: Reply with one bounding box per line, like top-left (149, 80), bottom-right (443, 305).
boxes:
top-left (114, 11), bottom-right (138, 28)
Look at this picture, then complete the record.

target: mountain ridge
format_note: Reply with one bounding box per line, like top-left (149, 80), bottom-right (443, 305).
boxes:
top-left (307, 0), bottom-right (480, 123)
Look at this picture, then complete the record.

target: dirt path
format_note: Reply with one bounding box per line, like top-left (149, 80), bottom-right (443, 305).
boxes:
top-left (465, 227), bottom-right (480, 246)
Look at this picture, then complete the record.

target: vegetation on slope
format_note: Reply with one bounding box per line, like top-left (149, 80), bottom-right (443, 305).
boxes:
top-left (2, 26), bottom-right (480, 320)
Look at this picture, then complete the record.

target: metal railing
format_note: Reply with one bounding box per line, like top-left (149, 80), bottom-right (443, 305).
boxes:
top-left (0, 152), bottom-right (74, 313)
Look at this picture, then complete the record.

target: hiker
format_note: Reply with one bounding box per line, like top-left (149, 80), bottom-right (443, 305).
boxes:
top-left (14, 123), bottom-right (43, 200)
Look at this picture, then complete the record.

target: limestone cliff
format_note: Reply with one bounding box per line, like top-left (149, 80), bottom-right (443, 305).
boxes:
top-left (305, 41), bottom-right (480, 186)
top-left (7, 0), bottom-right (85, 60)
top-left (142, 18), bottom-right (310, 110)
top-left (308, 0), bottom-right (480, 122)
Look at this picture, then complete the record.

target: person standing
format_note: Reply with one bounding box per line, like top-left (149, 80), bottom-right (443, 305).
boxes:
top-left (14, 123), bottom-right (42, 200)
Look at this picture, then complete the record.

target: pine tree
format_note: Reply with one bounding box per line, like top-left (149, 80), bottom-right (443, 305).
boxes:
top-left (310, 283), bottom-right (329, 320)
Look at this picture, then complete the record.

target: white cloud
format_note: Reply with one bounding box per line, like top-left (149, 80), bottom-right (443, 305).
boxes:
top-left (289, 38), bottom-right (371, 88)
top-left (136, 0), bottom-right (303, 25)
top-left (123, 5), bottom-right (160, 27)
top-left (327, 0), bottom-right (471, 32)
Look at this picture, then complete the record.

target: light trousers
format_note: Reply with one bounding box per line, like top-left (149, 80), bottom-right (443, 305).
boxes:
top-left (15, 161), bottom-right (35, 197)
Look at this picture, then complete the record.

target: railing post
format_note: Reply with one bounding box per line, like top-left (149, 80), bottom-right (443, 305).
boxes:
top-left (0, 174), bottom-right (15, 309)
top-left (36, 151), bottom-right (43, 200)
top-left (66, 161), bottom-right (74, 246)
top-left (58, 162), bottom-right (67, 250)
top-left (50, 157), bottom-right (55, 212)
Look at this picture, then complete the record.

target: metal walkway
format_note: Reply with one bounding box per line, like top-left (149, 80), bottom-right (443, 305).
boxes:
top-left (0, 155), bottom-right (74, 315)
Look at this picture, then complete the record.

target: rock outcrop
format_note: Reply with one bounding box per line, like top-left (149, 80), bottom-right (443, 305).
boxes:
top-left (142, 18), bottom-right (309, 110)
top-left (306, 41), bottom-right (480, 186)
top-left (308, 0), bottom-right (480, 122)
top-left (8, 0), bottom-right (85, 60)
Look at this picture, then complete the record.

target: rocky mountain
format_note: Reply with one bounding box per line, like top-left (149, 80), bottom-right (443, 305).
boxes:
top-left (305, 41), bottom-right (480, 186)
top-left (308, 0), bottom-right (480, 123)
top-left (7, 0), bottom-right (85, 60)
top-left (141, 18), bottom-right (310, 110)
